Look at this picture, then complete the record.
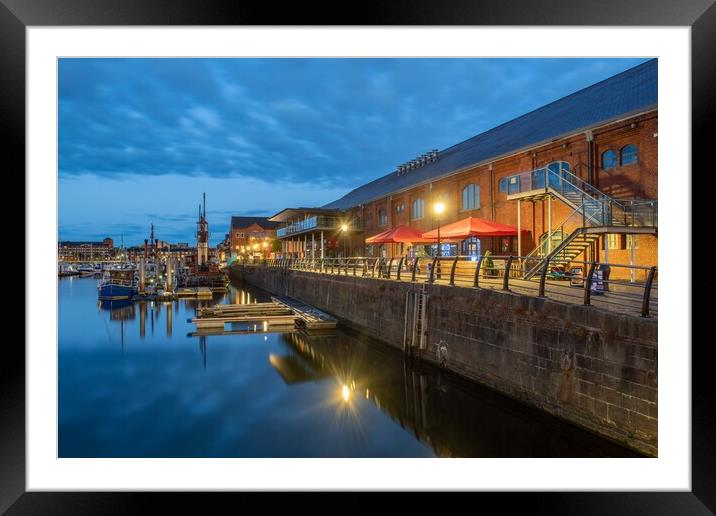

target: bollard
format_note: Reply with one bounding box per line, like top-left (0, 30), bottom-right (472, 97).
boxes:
top-left (584, 261), bottom-right (597, 306)
top-left (538, 257), bottom-right (550, 297)
top-left (377, 258), bottom-right (385, 278)
top-left (641, 266), bottom-right (657, 317)
top-left (503, 256), bottom-right (514, 290)
top-left (429, 256), bottom-right (438, 283)
top-left (473, 255), bottom-right (484, 288)
top-left (449, 257), bottom-right (458, 286)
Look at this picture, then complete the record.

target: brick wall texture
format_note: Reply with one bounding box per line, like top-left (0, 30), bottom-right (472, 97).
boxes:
top-left (340, 111), bottom-right (658, 280)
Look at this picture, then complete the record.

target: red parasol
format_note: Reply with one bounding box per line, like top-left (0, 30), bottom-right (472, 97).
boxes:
top-left (421, 216), bottom-right (525, 240)
top-left (365, 225), bottom-right (436, 244)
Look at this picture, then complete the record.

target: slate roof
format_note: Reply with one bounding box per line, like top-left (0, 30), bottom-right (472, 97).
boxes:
top-left (323, 59), bottom-right (657, 210)
top-left (230, 216), bottom-right (279, 230)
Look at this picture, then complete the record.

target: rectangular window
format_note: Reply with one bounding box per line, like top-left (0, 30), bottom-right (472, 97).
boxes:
top-left (412, 199), bottom-right (424, 220)
top-left (507, 175), bottom-right (521, 195)
top-left (500, 236), bottom-right (515, 254)
top-left (378, 210), bottom-right (387, 226)
top-left (626, 234), bottom-right (639, 249)
top-left (608, 234), bottom-right (626, 250)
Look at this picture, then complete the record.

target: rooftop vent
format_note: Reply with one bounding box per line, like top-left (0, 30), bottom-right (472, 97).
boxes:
top-left (396, 149), bottom-right (439, 176)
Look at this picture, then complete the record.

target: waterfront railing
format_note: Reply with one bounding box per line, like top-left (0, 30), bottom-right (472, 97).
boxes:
top-left (251, 255), bottom-right (657, 318)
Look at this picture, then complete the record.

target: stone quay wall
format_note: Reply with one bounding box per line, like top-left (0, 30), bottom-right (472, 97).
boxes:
top-left (230, 265), bottom-right (658, 456)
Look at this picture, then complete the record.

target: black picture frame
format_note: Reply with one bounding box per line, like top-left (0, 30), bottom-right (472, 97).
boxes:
top-left (5, 0), bottom-right (710, 512)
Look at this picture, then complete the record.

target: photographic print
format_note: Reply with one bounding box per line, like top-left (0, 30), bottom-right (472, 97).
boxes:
top-left (6, 0), bottom-right (711, 507)
top-left (58, 56), bottom-right (658, 459)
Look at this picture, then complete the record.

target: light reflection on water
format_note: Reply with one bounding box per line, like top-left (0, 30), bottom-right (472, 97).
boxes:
top-left (58, 276), bottom-right (638, 458)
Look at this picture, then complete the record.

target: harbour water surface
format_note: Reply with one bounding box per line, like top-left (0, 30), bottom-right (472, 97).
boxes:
top-left (58, 276), bottom-right (639, 457)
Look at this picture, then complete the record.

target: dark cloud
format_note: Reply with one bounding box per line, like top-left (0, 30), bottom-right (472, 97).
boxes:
top-left (58, 58), bottom-right (650, 243)
top-left (58, 58), bottom-right (649, 191)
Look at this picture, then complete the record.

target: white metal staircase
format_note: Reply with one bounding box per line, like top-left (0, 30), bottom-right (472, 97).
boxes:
top-left (513, 162), bottom-right (658, 279)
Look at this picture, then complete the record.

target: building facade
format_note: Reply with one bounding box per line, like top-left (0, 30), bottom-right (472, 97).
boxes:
top-left (317, 59), bottom-right (658, 278)
top-left (269, 208), bottom-right (353, 260)
top-left (58, 238), bottom-right (114, 261)
top-left (229, 216), bottom-right (279, 262)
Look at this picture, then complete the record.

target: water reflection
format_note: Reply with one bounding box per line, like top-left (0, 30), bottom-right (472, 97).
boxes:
top-left (98, 299), bottom-right (135, 352)
top-left (274, 330), bottom-right (639, 458)
top-left (60, 276), bottom-right (638, 458)
top-left (199, 335), bottom-right (207, 369)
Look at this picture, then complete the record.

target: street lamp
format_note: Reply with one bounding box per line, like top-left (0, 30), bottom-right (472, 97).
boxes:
top-left (341, 223), bottom-right (349, 257)
top-left (434, 202), bottom-right (445, 257)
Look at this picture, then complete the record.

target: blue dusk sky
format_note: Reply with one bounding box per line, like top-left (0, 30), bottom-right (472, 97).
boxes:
top-left (58, 57), bottom-right (650, 246)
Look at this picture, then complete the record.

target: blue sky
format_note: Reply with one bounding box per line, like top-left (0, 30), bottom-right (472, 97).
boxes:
top-left (58, 57), bottom-right (650, 246)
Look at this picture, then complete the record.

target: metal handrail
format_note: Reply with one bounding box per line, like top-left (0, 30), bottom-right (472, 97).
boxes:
top-left (249, 254), bottom-right (657, 317)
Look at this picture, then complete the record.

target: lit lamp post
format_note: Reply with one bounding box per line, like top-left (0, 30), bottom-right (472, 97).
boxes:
top-left (433, 202), bottom-right (445, 257)
top-left (434, 202), bottom-right (445, 281)
top-left (340, 224), bottom-right (348, 257)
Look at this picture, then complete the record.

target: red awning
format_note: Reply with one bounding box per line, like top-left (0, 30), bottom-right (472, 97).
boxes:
top-left (421, 217), bottom-right (525, 240)
top-left (365, 225), bottom-right (435, 244)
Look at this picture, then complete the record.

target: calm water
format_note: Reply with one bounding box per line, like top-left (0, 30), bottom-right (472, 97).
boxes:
top-left (58, 276), bottom-right (638, 458)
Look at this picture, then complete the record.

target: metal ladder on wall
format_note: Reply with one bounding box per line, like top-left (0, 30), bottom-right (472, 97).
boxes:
top-left (403, 284), bottom-right (428, 353)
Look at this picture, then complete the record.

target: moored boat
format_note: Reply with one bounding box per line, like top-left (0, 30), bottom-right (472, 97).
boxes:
top-left (77, 264), bottom-right (97, 277)
top-left (58, 262), bottom-right (80, 277)
top-left (97, 269), bottom-right (138, 300)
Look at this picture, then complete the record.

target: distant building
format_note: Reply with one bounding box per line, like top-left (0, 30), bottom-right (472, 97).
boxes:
top-left (229, 216), bottom-right (279, 261)
top-left (168, 243), bottom-right (195, 264)
top-left (126, 241), bottom-right (195, 266)
top-left (268, 208), bottom-right (346, 259)
top-left (58, 238), bottom-right (114, 261)
top-left (216, 233), bottom-right (230, 265)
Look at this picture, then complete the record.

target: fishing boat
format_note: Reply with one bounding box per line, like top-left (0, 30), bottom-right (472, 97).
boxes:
top-left (97, 268), bottom-right (138, 300)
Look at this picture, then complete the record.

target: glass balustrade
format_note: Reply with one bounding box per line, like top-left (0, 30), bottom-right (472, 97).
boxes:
top-left (276, 216), bottom-right (342, 238)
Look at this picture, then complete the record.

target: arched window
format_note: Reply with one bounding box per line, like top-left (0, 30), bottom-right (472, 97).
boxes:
top-left (461, 184), bottom-right (480, 210)
top-left (412, 198), bottom-right (424, 220)
top-left (498, 177), bottom-right (508, 193)
top-left (601, 150), bottom-right (617, 170)
top-left (620, 144), bottom-right (638, 166)
top-left (378, 207), bottom-right (387, 226)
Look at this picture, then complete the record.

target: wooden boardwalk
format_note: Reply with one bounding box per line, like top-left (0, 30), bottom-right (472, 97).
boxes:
top-left (191, 296), bottom-right (337, 331)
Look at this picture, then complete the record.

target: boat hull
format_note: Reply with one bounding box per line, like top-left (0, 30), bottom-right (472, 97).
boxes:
top-left (98, 283), bottom-right (138, 300)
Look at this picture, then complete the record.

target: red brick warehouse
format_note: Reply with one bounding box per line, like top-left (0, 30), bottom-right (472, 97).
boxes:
top-left (273, 59), bottom-right (658, 279)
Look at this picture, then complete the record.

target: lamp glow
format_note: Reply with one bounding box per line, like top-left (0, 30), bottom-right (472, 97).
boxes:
top-left (434, 202), bottom-right (445, 215)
